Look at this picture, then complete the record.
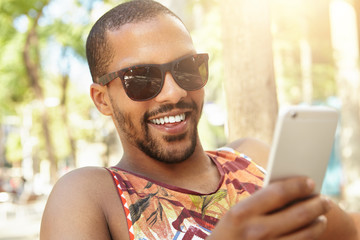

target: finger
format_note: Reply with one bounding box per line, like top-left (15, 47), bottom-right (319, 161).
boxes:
top-left (235, 196), bottom-right (331, 239)
top-left (267, 195), bottom-right (331, 236)
top-left (232, 177), bottom-right (316, 217)
top-left (262, 177), bottom-right (318, 213)
top-left (278, 215), bottom-right (328, 240)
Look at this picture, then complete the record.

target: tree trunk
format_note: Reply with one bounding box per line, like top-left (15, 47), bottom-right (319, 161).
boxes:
top-left (221, 0), bottom-right (278, 144)
top-left (353, 0), bottom-right (360, 58)
top-left (23, 4), bottom-right (58, 183)
top-left (60, 72), bottom-right (77, 168)
top-left (300, 39), bottom-right (313, 104)
top-left (330, 0), bottom-right (360, 211)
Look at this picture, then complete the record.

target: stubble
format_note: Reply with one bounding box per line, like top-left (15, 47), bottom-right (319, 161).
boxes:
top-left (111, 97), bottom-right (202, 164)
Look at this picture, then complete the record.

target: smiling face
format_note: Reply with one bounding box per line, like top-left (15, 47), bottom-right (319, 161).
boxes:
top-left (92, 14), bottom-right (205, 164)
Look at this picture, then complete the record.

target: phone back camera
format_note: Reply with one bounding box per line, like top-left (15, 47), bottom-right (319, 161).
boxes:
top-left (290, 111), bottom-right (298, 118)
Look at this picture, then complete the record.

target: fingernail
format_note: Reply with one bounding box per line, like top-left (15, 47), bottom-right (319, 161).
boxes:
top-left (318, 215), bottom-right (328, 224)
top-left (321, 196), bottom-right (332, 212)
top-left (307, 178), bottom-right (315, 190)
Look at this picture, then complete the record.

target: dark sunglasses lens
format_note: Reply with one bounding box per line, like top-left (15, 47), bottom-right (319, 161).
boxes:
top-left (123, 67), bottom-right (162, 100)
top-left (173, 55), bottom-right (208, 91)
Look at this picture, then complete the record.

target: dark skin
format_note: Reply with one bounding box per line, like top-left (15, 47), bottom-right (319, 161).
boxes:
top-left (40, 14), bottom-right (360, 240)
top-left (225, 138), bottom-right (359, 240)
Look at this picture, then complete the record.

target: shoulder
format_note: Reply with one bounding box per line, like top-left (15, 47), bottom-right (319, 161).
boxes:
top-left (223, 137), bottom-right (270, 169)
top-left (53, 166), bottom-right (111, 192)
top-left (53, 166), bottom-right (109, 186)
top-left (40, 167), bottom-right (128, 240)
top-left (44, 167), bottom-right (112, 207)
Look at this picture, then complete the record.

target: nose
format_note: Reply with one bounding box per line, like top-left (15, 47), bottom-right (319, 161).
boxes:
top-left (154, 72), bottom-right (187, 103)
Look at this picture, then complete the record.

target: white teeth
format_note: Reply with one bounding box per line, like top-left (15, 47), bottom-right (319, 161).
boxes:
top-left (169, 116), bottom-right (175, 123)
top-left (151, 113), bottom-right (186, 125)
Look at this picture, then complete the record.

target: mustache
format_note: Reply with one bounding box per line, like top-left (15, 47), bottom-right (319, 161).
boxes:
top-left (144, 100), bottom-right (198, 120)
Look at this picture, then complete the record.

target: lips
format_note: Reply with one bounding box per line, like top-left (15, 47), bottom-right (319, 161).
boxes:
top-left (150, 113), bottom-right (186, 125)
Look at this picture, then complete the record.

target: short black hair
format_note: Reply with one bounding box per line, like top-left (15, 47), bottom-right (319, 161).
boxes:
top-left (86, 0), bottom-right (183, 82)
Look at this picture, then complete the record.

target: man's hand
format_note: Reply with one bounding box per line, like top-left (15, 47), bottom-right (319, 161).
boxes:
top-left (208, 177), bottom-right (331, 240)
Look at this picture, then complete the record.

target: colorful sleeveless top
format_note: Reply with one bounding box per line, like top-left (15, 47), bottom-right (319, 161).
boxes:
top-left (106, 150), bottom-right (264, 240)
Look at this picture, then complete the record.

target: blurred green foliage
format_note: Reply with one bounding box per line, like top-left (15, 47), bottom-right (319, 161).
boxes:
top-left (0, 0), bottom-right (97, 169)
top-left (5, 132), bottom-right (22, 163)
top-left (0, 0), bottom-right (346, 170)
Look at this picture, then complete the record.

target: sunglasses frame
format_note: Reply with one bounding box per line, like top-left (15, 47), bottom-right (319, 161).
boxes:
top-left (98, 53), bottom-right (209, 101)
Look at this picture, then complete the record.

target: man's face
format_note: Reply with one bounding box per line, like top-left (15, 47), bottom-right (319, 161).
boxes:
top-left (104, 14), bottom-right (205, 164)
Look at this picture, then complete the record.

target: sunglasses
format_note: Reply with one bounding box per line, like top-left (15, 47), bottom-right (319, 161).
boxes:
top-left (98, 53), bottom-right (209, 101)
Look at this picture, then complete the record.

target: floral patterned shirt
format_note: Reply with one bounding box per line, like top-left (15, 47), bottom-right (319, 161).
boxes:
top-left (106, 150), bottom-right (264, 240)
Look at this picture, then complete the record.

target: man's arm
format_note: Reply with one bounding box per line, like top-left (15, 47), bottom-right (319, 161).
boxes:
top-left (224, 137), bottom-right (270, 169)
top-left (40, 167), bottom-right (128, 240)
top-left (223, 137), bottom-right (359, 240)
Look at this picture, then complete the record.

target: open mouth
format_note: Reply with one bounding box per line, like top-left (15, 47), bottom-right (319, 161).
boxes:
top-left (150, 113), bottom-right (186, 125)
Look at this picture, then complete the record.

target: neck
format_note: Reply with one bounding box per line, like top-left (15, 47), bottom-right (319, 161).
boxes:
top-left (116, 141), bottom-right (221, 193)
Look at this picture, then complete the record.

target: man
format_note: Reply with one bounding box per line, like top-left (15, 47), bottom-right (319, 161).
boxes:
top-left (40, 0), bottom-right (359, 239)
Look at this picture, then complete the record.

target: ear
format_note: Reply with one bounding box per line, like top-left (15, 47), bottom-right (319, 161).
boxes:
top-left (90, 83), bottom-right (113, 116)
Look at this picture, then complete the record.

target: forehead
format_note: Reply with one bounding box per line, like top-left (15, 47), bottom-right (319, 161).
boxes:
top-left (105, 14), bottom-right (196, 72)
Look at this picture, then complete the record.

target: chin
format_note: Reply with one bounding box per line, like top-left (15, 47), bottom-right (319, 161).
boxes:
top-left (137, 132), bottom-right (197, 164)
top-left (157, 146), bottom-right (196, 164)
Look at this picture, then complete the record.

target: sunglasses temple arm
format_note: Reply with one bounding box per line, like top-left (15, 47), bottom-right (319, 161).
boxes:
top-left (98, 72), bottom-right (120, 86)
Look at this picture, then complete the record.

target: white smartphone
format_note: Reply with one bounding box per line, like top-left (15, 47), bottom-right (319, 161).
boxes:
top-left (263, 105), bottom-right (339, 193)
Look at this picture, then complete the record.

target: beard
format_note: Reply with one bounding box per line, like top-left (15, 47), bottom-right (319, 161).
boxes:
top-left (111, 98), bottom-right (202, 164)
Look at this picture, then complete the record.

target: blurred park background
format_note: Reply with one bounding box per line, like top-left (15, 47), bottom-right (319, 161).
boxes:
top-left (1, 0), bottom-right (360, 239)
